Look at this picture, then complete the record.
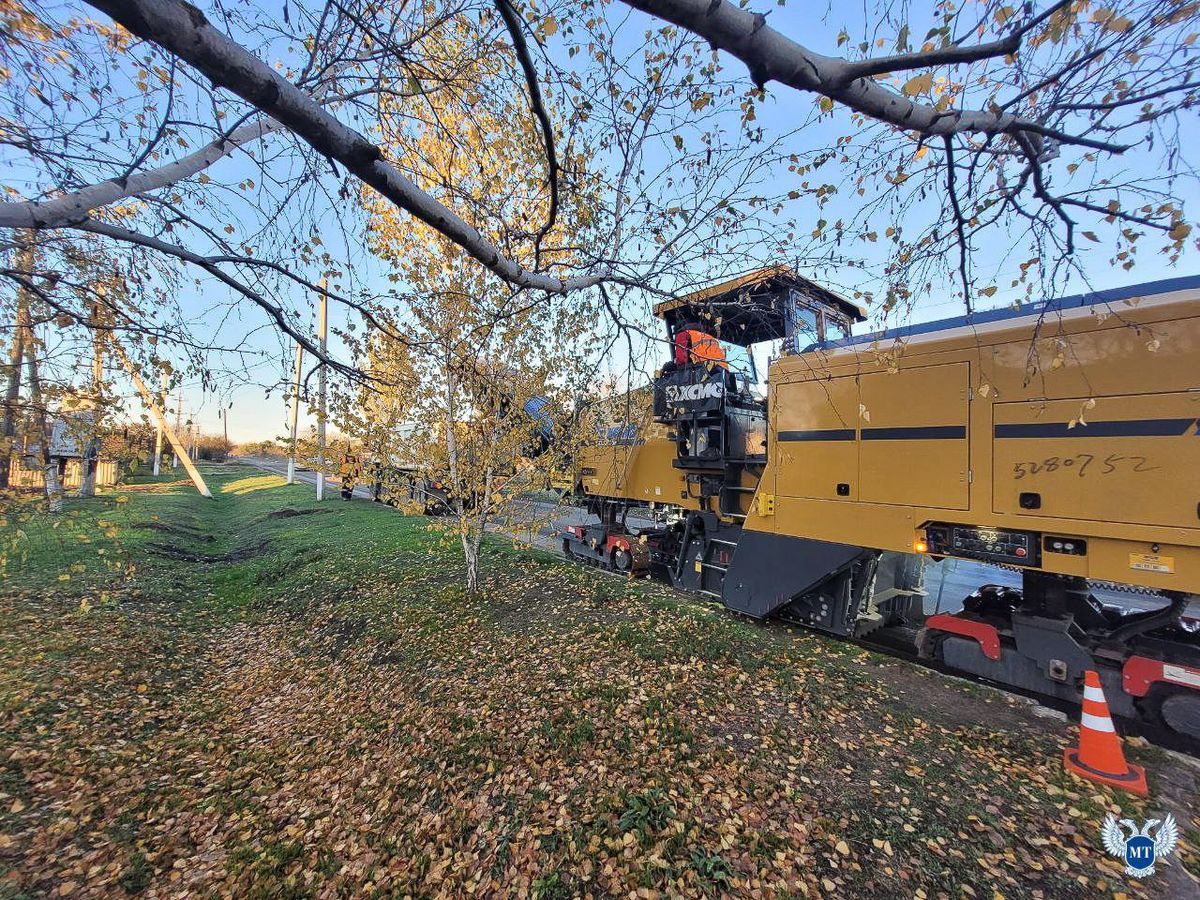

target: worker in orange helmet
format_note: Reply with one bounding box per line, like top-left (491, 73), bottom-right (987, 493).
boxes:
top-left (339, 449), bottom-right (360, 500)
top-left (672, 326), bottom-right (729, 370)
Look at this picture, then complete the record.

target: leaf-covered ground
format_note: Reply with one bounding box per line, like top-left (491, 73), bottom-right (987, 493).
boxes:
top-left (1, 468), bottom-right (1197, 899)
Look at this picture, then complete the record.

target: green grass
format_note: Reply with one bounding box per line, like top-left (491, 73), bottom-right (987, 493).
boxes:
top-left (1, 466), bottom-right (436, 617)
top-left (531, 870), bottom-right (572, 900)
top-left (118, 850), bottom-right (151, 894)
top-left (617, 787), bottom-right (675, 839)
top-left (688, 848), bottom-right (734, 891)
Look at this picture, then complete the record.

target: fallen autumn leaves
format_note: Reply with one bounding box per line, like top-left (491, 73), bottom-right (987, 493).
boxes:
top-left (0, 469), bottom-right (1196, 898)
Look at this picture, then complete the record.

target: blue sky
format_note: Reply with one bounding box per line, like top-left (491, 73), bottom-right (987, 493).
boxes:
top-left (37, 0), bottom-right (1196, 443)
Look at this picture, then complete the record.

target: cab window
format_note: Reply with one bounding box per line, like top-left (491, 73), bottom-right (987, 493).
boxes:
top-left (792, 305), bottom-right (819, 351)
top-left (822, 313), bottom-right (850, 343)
top-left (718, 339), bottom-right (756, 383)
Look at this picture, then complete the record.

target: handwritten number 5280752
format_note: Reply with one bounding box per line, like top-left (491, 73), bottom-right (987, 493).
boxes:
top-left (1012, 453), bottom-right (1159, 479)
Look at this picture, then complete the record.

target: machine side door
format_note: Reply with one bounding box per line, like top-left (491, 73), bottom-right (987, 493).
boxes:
top-left (993, 391), bottom-right (1200, 529)
top-left (858, 362), bottom-right (971, 510)
top-left (773, 374), bottom-right (860, 501)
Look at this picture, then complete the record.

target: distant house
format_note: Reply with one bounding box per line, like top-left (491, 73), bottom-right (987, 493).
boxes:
top-left (8, 413), bottom-right (117, 490)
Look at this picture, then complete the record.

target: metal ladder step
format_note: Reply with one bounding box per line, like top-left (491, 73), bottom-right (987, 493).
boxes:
top-left (701, 561), bottom-right (728, 572)
top-left (698, 589), bottom-right (723, 600)
top-left (710, 538), bottom-right (737, 546)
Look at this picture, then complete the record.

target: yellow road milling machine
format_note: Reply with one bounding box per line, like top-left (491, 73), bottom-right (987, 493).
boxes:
top-left (562, 266), bottom-right (1200, 743)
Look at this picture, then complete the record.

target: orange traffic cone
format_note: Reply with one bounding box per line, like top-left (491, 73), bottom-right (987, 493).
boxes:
top-left (1063, 670), bottom-right (1148, 796)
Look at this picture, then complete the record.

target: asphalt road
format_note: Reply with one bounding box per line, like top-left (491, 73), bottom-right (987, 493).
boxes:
top-left (229, 457), bottom-right (1190, 618)
top-left (233, 455), bottom-right (375, 499)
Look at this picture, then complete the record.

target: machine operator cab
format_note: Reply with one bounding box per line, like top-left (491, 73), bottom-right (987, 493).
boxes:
top-left (652, 265), bottom-right (866, 470)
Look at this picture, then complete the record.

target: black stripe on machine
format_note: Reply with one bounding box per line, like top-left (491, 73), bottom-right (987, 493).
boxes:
top-left (994, 418), bottom-right (1197, 439)
top-left (778, 428), bottom-right (856, 442)
top-left (861, 425), bottom-right (967, 440)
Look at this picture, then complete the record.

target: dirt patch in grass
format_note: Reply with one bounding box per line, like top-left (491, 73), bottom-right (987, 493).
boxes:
top-left (853, 649), bottom-right (1049, 734)
top-left (130, 520), bottom-right (217, 542)
top-left (265, 506), bottom-right (332, 520)
top-left (145, 539), bottom-right (270, 563)
top-left (320, 615), bottom-right (372, 659)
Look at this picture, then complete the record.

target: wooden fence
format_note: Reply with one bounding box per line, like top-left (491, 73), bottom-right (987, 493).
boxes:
top-left (7, 457), bottom-right (118, 490)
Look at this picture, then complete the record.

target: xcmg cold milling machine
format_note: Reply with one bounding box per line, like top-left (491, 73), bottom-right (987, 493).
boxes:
top-left (563, 266), bottom-right (1200, 743)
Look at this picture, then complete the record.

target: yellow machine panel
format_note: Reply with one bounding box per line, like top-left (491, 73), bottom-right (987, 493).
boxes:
top-left (773, 363), bottom-right (972, 509)
top-left (577, 439), bottom-right (697, 509)
top-left (773, 375), bottom-right (858, 501)
top-left (992, 392), bottom-right (1200, 529)
top-left (753, 287), bottom-right (1200, 594)
top-left (858, 363), bottom-right (971, 510)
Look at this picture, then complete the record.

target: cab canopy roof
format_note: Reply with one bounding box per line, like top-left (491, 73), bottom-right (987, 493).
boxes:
top-left (652, 265), bottom-right (866, 347)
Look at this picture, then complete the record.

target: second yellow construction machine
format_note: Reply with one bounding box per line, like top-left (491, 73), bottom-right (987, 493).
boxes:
top-left (562, 266), bottom-right (1200, 743)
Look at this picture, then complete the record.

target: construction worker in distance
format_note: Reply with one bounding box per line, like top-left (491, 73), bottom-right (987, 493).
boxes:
top-left (673, 325), bottom-right (729, 370)
top-left (339, 450), bottom-right (360, 501)
top-left (369, 459), bottom-right (385, 503)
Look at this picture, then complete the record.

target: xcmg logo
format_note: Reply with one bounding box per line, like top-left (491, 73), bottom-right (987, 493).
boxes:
top-left (665, 382), bottom-right (724, 403)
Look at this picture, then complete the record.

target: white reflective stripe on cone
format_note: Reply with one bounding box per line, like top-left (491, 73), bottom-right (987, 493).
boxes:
top-left (1083, 685), bottom-right (1107, 703)
top-left (1081, 711), bottom-right (1116, 733)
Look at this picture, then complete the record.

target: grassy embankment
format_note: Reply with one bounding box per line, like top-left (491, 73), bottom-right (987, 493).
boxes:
top-left (0, 467), bottom-right (1196, 899)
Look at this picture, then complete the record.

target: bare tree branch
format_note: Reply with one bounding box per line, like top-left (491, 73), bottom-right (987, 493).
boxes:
top-left (619, 0), bottom-right (1122, 153)
top-left (495, 0), bottom-right (560, 267)
top-left (70, 217), bottom-right (365, 380)
top-left (942, 136), bottom-right (972, 314)
top-left (84, 0), bottom-right (616, 295)
top-left (0, 117), bottom-right (287, 230)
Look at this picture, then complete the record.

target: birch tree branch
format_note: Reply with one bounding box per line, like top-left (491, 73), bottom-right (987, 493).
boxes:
top-left (843, 36), bottom-right (1021, 81)
top-left (83, 0), bottom-right (617, 295)
top-left (845, 0), bottom-right (1072, 79)
top-left (619, 0), bottom-right (1124, 153)
top-left (0, 117), bottom-right (287, 229)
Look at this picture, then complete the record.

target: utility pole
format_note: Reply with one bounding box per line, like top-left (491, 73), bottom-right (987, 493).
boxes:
top-left (286, 342), bottom-right (303, 484)
top-left (152, 369), bottom-right (166, 476)
top-left (316, 284), bottom-right (327, 501)
top-left (110, 339), bottom-right (211, 498)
